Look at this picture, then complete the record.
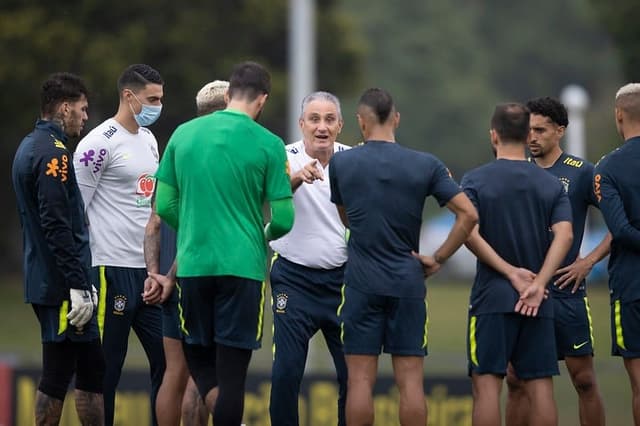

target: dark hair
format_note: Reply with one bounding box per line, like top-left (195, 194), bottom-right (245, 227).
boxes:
top-left (491, 103), bottom-right (530, 142)
top-left (40, 72), bottom-right (88, 116)
top-left (526, 97), bottom-right (568, 127)
top-left (227, 61), bottom-right (271, 102)
top-left (358, 88), bottom-right (394, 124)
top-left (117, 64), bottom-right (164, 94)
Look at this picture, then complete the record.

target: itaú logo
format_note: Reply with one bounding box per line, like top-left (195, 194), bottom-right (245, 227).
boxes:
top-left (136, 173), bottom-right (156, 198)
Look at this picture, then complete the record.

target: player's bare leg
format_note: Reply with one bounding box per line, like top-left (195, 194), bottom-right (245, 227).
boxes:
top-left (523, 377), bottom-right (557, 426)
top-left (471, 373), bottom-right (502, 426)
top-left (392, 355), bottom-right (427, 426)
top-left (157, 337), bottom-right (189, 426)
top-left (182, 377), bottom-right (211, 426)
top-left (345, 354), bottom-right (378, 426)
top-left (623, 357), bottom-right (640, 426)
top-left (35, 391), bottom-right (63, 426)
top-left (505, 363), bottom-right (529, 426)
top-left (565, 355), bottom-right (605, 426)
top-left (75, 390), bottom-right (104, 425)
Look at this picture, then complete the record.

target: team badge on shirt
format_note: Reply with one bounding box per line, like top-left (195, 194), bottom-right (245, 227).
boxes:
top-left (559, 177), bottom-right (570, 193)
top-left (113, 295), bottom-right (127, 315)
top-left (136, 173), bottom-right (156, 207)
top-left (275, 293), bottom-right (288, 313)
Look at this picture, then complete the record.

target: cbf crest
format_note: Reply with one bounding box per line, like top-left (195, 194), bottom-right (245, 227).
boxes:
top-left (275, 293), bottom-right (288, 314)
top-left (113, 295), bottom-right (127, 315)
top-left (559, 177), bottom-right (570, 193)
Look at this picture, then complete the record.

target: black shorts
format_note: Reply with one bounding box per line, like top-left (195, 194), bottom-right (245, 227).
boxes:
top-left (553, 296), bottom-right (594, 359)
top-left (611, 299), bottom-right (640, 358)
top-left (161, 283), bottom-right (182, 340)
top-left (467, 313), bottom-right (559, 379)
top-left (178, 276), bottom-right (265, 350)
top-left (340, 285), bottom-right (428, 356)
top-left (32, 303), bottom-right (99, 343)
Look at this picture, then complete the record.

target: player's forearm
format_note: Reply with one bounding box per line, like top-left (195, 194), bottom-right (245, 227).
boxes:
top-left (435, 199), bottom-right (478, 262)
top-left (166, 260), bottom-right (177, 282)
top-left (465, 225), bottom-right (514, 277)
top-left (265, 197), bottom-right (295, 241)
top-left (537, 221), bottom-right (573, 287)
top-left (583, 232), bottom-right (612, 267)
top-left (144, 213), bottom-right (161, 274)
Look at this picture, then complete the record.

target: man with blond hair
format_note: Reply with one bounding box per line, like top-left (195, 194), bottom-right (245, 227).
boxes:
top-left (595, 83), bottom-right (640, 425)
top-left (196, 80), bottom-right (229, 116)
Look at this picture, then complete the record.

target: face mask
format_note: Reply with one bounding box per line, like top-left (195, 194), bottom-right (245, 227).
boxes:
top-left (130, 93), bottom-right (162, 127)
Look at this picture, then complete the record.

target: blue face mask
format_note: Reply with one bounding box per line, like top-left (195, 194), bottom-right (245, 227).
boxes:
top-left (130, 93), bottom-right (162, 127)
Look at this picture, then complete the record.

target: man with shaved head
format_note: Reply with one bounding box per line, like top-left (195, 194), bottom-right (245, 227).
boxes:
top-left (595, 83), bottom-right (640, 425)
top-left (329, 88), bottom-right (478, 426)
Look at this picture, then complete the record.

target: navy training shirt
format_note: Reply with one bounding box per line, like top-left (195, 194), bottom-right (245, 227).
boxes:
top-left (12, 120), bottom-right (92, 305)
top-left (594, 137), bottom-right (640, 303)
top-left (539, 153), bottom-right (598, 297)
top-left (462, 159), bottom-right (572, 317)
top-left (329, 141), bottom-right (461, 299)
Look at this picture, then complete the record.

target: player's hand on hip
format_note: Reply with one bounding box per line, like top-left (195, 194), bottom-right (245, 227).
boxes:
top-left (555, 257), bottom-right (591, 293)
top-left (411, 251), bottom-right (441, 277)
top-left (67, 288), bottom-right (94, 327)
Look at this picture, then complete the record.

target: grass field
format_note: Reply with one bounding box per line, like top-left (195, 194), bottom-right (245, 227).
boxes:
top-left (0, 276), bottom-right (633, 424)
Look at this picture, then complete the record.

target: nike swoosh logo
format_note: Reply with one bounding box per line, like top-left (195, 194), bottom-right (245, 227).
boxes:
top-left (573, 341), bottom-right (589, 350)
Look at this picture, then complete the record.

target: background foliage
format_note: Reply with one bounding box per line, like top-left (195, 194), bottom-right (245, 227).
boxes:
top-left (0, 0), bottom-right (631, 272)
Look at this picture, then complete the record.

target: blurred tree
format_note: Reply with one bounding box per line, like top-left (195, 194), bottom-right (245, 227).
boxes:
top-left (590, 0), bottom-right (640, 81)
top-left (338, 0), bottom-right (621, 178)
top-left (0, 0), bottom-right (363, 273)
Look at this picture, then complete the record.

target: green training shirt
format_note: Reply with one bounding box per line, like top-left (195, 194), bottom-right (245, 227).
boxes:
top-left (155, 109), bottom-right (292, 280)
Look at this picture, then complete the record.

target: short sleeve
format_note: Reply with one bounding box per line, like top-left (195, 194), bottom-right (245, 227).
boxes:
top-left (461, 172), bottom-right (478, 210)
top-left (551, 184), bottom-right (573, 225)
top-left (155, 137), bottom-right (178, 188)
top-left (429, 157), bottom-right (462, 207)
top-left (265, 137), bottom-right (293, 201)
top-left (329, 155), bottom-right (343, 205)
top-left (73, 133), bottom-right (110, 188)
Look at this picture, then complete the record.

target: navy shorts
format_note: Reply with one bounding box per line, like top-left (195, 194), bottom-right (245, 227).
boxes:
top-left (611, 299), bottom-right (640, 358)
top-left (32, 302), bottom-right (99, 343)
top-left (178, 276), bottom-right (266, 350)
top-left (340, 285), bottom-right (428, 356)
top-left (467, 313), bottom-right (559, 379)
top-left (553, 296), bottom-right (594, 359)
top-left (161, 283), bottom-right (181, 340)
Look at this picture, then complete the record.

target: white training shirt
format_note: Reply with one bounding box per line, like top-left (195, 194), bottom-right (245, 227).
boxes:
top-left (74, 118), bottom-right (159, 267)
top-left (270, 140), bottom-right (350, 269)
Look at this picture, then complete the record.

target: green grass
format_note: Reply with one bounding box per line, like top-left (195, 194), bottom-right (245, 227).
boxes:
top-left (0, 277), bottom-right (633, 424)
